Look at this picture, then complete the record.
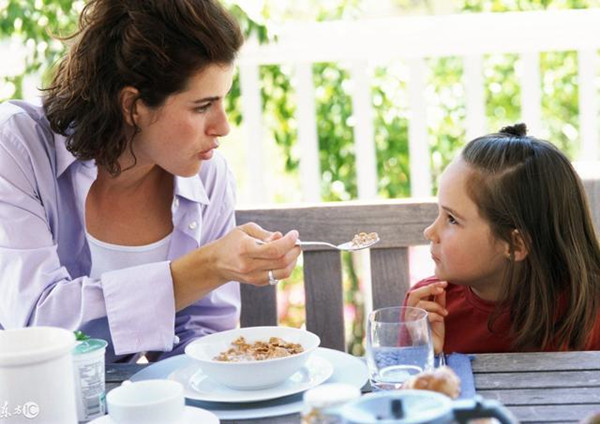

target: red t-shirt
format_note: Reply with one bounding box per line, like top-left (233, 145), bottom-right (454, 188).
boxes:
top-left (407, 276), bottom-right (600, 353)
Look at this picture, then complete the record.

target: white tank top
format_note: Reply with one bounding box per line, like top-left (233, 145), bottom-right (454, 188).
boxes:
top-left (86, 232), bottom-right (172, 279)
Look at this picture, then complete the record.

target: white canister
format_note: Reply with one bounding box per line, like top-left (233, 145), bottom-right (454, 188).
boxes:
top-left (72, 338), bottom-right (108, 423)
top-left (0, 326), bottom-right (78, 423)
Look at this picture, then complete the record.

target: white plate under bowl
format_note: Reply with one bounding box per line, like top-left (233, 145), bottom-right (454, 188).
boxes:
top-left (170, 354), bottom-right (333, 403)
top-left (87, 406), bottom-right (219, 424)
top-left (130, 347), bottom-right (368, 421)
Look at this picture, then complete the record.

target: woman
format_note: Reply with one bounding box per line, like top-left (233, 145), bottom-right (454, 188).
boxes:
top-left (0, 0), bottom-right (300, 362)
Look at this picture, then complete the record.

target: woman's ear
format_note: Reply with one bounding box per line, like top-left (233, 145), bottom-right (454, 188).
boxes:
top-left (119, 86), bottom-right (141, 127)
top-left (509, 229), bottom-right (529, 261)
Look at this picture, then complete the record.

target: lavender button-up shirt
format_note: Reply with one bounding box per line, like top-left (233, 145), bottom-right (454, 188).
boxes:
top-left (0, 101), bottom-right (240, 363)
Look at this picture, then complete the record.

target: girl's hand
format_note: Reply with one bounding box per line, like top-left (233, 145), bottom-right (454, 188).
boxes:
top-left (406, 281), bottom-right (448, 354)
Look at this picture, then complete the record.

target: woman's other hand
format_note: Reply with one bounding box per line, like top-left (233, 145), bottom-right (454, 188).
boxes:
top-left (406, 281), bottom-right (448, 354)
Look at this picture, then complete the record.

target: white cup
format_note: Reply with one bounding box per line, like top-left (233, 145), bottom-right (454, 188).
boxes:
top-left (0, 326), bottom-right (78, 423)
top-left (106, 380), bottom-right (185, 424)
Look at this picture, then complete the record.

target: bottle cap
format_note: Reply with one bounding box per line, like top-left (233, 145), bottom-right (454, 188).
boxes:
top-left (72, 338), bottom-right (108, 361)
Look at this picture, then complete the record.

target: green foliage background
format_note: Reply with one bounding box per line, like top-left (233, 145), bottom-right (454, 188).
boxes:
top-left (2, 0), bottom-right (598, 353)
top-left (2, 0), bottom-right (596, 199)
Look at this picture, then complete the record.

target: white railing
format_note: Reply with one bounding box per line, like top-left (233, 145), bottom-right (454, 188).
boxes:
top-left (237, 9), bottom-right (600, 204)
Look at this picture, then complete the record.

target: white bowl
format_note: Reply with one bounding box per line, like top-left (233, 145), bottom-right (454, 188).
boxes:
top-left (184, 326), bottom-right (320, 390)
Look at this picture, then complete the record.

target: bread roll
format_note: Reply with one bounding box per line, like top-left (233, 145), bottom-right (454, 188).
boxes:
top-left (402, 366), bottom-right (461, 399)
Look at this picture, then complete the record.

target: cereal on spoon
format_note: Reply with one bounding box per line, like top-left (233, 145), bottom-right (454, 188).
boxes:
top-left (350, 232), bottom-right (379, 248)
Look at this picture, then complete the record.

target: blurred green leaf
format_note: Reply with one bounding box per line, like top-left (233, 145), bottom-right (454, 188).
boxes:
top-left (74, 330), bottom-right (90, 341)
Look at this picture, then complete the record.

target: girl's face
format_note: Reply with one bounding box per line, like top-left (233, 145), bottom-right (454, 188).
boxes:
top-left (423, 158), bottom-right (510, 301)
top-left (130, 63), bottom-right (234, 177)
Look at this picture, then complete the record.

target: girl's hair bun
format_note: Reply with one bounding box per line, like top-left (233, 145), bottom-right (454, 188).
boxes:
top-left (499, 123), bottom-right (527, 137)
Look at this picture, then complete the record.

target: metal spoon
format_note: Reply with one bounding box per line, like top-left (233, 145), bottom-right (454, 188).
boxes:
top-left (255, 235), bottom-right (380, 251)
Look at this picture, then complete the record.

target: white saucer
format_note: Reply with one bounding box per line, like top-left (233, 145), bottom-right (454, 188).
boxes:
top-left (87, 406), bottom-right (219, 424)
top-left (170, 354), bottom-right (333, 403)
top-left (130, 347), bottom-right (368, 421)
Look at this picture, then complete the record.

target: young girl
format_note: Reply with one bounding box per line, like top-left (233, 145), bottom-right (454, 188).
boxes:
top-left (406, 123), bottom-right (600, 353)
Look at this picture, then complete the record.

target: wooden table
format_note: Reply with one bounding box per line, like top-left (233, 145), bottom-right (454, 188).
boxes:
top-left (105, 350), bottom-right (600, 424)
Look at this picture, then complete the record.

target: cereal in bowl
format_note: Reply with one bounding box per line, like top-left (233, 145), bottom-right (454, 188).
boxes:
top-left (214, 336), bottom-right (304, 362)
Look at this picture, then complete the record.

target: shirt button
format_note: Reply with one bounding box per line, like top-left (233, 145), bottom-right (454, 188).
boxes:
top-left (188, 221), bottom-right (198, 230)
top-left (173, 335), bottom-right (180, 344)
top-left (173, 198), bottom-right (179, 208)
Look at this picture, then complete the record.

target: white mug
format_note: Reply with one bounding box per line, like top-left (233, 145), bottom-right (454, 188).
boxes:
top-left (106, 379), bottom-right (185, 424)
top-left (0, 326), bottom-right (78, 423)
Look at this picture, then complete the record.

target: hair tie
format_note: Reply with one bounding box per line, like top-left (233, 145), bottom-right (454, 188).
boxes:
top-left (499, 123), bottom-right (527, 137)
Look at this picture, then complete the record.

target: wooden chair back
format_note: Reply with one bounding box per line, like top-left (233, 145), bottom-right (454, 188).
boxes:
top-left (235, 178), bottom-right (600, 352)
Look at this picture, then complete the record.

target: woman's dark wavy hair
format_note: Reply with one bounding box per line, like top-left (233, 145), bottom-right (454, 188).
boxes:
top-left (43, 0), bottom-right (243, 176)
top-left (462, 123), bottom-right (600, 350)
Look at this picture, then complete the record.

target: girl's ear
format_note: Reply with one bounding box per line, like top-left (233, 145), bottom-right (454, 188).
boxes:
top-left (509, 229), bottom-right (529, 261)
top-left (119, 86), bottom-right (141, 127)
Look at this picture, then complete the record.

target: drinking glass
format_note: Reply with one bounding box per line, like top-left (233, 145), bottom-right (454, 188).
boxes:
top-left (366, 306), bottom-right (434, 390)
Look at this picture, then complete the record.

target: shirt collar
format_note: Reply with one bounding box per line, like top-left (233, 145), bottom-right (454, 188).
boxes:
top-left (174, 175), bottom-right (210, 205)
top-left (55, 133), bottom-right (78, 178)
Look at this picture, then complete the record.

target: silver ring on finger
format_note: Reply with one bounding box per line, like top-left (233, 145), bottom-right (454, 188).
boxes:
top-left (268, 270), bottom-right (279, 286)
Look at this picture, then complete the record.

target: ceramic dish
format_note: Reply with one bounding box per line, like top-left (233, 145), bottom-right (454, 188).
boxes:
top-left (185, 326), bottom-right (320, 390)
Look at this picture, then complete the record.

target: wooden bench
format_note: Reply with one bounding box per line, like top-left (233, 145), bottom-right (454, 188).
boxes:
top-left (235, 178), bottom-right (600, 352)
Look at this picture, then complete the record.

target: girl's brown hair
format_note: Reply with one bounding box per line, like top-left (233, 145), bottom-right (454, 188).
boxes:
top-left (462, 123), bottom-right (600, 350)
top-left (43, 0), bottom-right (243, 176)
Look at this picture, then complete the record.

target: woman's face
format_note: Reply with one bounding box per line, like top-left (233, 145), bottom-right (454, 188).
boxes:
top-left (423, 158), bottom-right (509, 300)
top-left (131, 63), bottom-right (234, 177)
